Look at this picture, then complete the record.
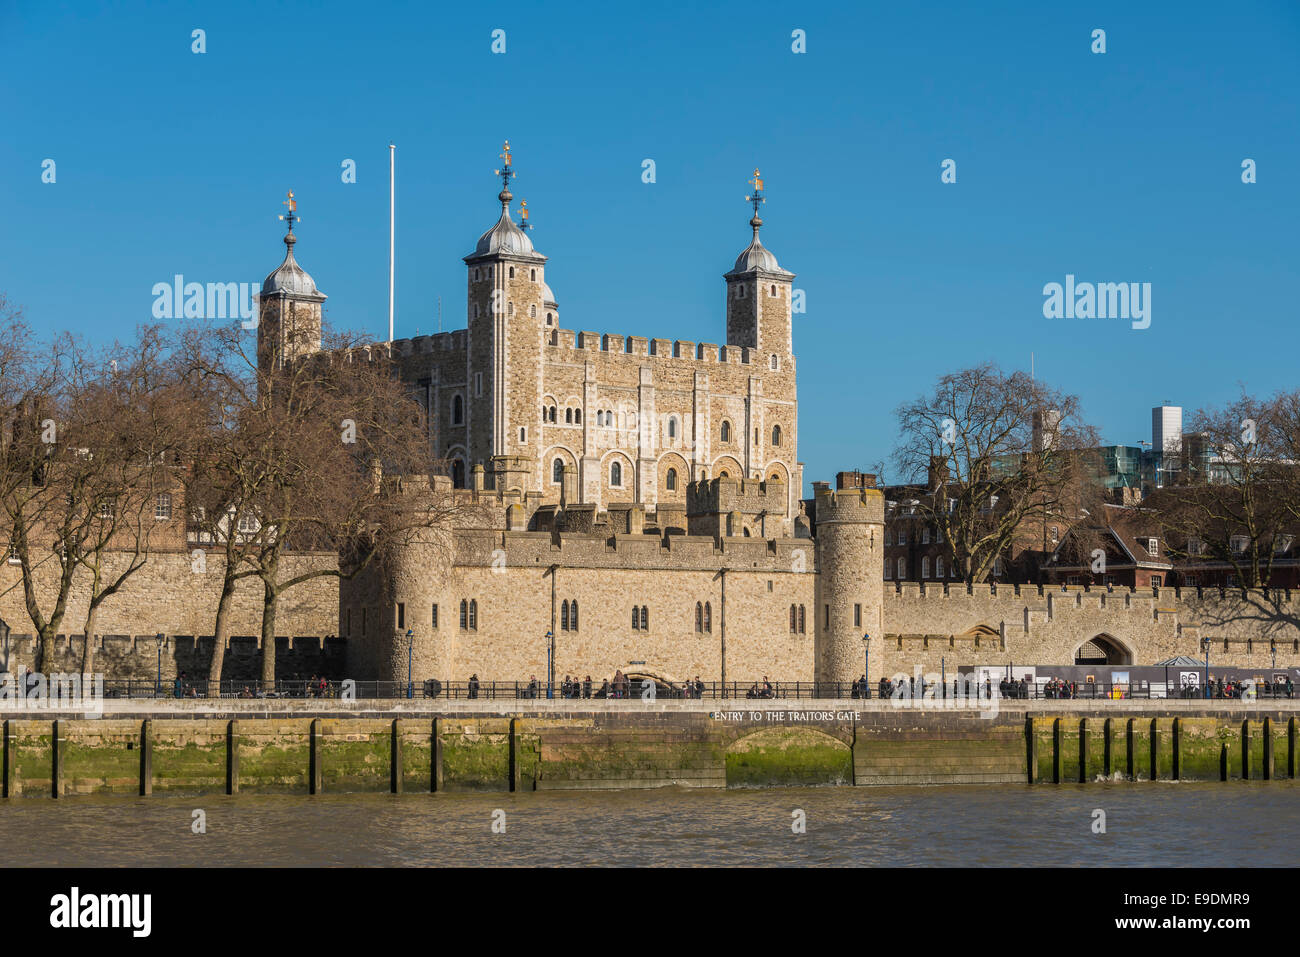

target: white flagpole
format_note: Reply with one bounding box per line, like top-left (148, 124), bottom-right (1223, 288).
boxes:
top-left (388, 142), bottom-right (395, 342)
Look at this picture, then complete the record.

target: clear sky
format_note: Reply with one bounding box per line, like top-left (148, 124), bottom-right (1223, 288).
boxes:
top-left (2, 0), bottom-right (1297, 491)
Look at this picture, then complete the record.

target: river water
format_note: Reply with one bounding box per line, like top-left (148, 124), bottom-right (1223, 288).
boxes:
top-left (3, 783), bottom-right (1297, 867)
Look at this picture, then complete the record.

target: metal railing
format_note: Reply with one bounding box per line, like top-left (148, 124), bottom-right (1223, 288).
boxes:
top-left (10, 675), bottom-right (1297, 703)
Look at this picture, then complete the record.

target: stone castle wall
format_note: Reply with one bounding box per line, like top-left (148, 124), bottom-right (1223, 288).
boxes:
top-left (0, 551), bottom-right (340, 680)
top-left (345, 528), bottom-right (821, 685)
top-left (879, 583), bottom-right (1300, 679)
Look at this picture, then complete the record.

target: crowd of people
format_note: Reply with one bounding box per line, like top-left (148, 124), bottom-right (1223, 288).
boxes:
top-left (1205, 675), bottom-right (1295, 699)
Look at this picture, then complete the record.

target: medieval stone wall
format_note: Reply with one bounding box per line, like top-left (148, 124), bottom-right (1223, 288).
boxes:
top-left (0, 551), bottom-right (339, 679)
top-left (880, 583), bottom-right (1300, 679)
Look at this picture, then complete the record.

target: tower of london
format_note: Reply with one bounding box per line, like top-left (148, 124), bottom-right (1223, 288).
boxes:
top-left (254, 144), bottom-right (885, 686)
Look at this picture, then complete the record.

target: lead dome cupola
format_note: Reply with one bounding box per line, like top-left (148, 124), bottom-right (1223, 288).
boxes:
top-left (261, 191), bottom-right (325, 299)
top-left (725, 169), bottom-right (793, 279)
top-left (464, 141), bottom-right (546, 264)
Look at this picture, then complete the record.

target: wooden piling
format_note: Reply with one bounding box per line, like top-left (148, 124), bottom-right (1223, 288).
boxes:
top-left (309, 718), bottom-right (322, 794)
top-left (139, 719), bottom-right (152, 796)
top-left (226, 720), bottom-right (239, 795)
top-left (1078, 718), bottom-right (1089, 783)
top-left (390, 719), bottom-right (402, 794)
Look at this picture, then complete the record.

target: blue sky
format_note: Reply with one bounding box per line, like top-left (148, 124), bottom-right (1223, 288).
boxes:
top-left (2, 0), bottom-right (1298, 490)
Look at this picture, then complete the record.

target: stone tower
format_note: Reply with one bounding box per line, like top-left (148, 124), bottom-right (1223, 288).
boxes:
top-left (371, 477), bottom-right (457, 683)
top-left (813, 476), bottom-right (885, 684)
top-left (462, 142), bottom-right (548, 493)
top-left (725, 169), bottom-right (794, 358)
top-left (258, 191), bottom-right (325, 375)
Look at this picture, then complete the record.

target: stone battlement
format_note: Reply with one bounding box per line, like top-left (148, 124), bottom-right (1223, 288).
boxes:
top-left (547, 329), bottom-right (755, 366)
top-left (445, 525), bottom-right (812, 573)
top-left (687, 475), bottom-right (786, 516)
top-left (813, 484), bottom-right (885, 525)
top-left (887, 582), bottom-right (1300, 610)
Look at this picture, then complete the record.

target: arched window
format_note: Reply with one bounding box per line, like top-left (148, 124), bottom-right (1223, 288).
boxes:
top-left (508, 267), bottom-right (515, 278)
top-left (459, 600), bottom-right (468, 629)
top-left (666, 468), bottom-right (677, 491)
top-left (884, 560), bottom-right (892, 580)
top-left (530, 268), bottom-right (536, 281)
top-left (667, 416), bottom-right (677, 439)
top-left (468, 600), bottom-right (477, 630)
top-left (798, 605), bottom-right (805, 634)
top-left (530, 304), bottom-right (536, 318)
top-left (610, 461), bottom-right (622, 487)
top-left (561, 600), bottom-right (570, 631)
top-left (771, 425), bottom-right (781, 446)
top-left (507, 301), bottom-right (514, 316)
top-left (770, 354), bottom-right (778, 370)
top-left (452, 394), bottom-right (463, 425)
top-left (922, 557), bottom-right (931, 579)
top-left (549, 406), bottom-right (556, 422)
top-left (719, 470), bottom-right (729, 478)
top-left (565, 408), bottom-right (572, 424)
top-left (571, 600), bottom-right (579, 631)
top-left (770, 284), bottom-right (777, 296)
top-left (596, 411), bottom-right (603, 426)
top-left (936, 556), bottom-right (945, 578)
top-left (897, 557), bottom-right (906, 579)
top-left (639, 606), bottom-right (648, 630)
top-left (451, 459), bottom-right (466, 489)
top-left (546, 312), bottom-right (553, 325)
top-left (552, 459), bottom-right (564, 484)
top-left (632, 608), bottom-right (641, 630)
top-left (695, 602), bottom-right (703, 633)
top-left (703, 602), bottom-right (712, 633)
top-left (720, 420), bottom-right (730, 443)
top-left (790, 604), bottom-right (797, 633)
top-left (574, 409), bottom-right (581, 424)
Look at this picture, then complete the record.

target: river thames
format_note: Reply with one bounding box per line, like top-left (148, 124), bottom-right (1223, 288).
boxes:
top-left (3, 782), bottom-right (1297, 867)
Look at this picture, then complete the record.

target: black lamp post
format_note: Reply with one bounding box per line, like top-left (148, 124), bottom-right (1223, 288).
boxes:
top-left (405, 629), bottom-right (414, 699)
top-left (863, 634), bottom-right (870, 698)
top-left (155, 633), bottom-right (165, 697)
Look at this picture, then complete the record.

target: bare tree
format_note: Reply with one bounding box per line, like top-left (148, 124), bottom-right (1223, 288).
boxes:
top-left (893, 362), bottom-right (1103, 584)
top-left (72, 327), bottom-right (196, 675)
top-left (190, 322), bottom-right (466, 687)
top-left (1152, 391), bottom-right (1290, 588)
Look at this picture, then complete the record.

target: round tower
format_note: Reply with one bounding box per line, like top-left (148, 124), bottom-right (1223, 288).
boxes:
top-left (813, 482), bottom-right (885, 684)
top-left (380, 523), bottom-right (457, 686)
